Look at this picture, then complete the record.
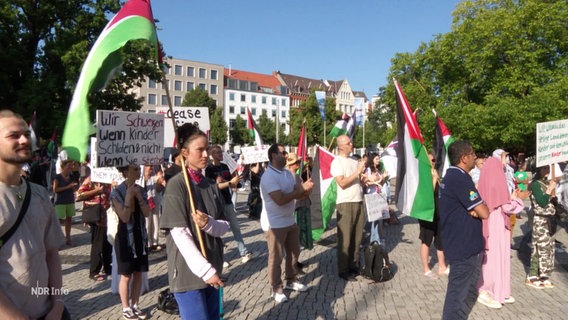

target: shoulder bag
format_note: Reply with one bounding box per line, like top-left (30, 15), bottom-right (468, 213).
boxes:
top-left (0, 180), bottom-right (31, 249)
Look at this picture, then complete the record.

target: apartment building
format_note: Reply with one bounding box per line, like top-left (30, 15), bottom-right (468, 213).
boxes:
top-left (133, 58), bottom-right (224, 113)
top-left (224, 68), bottom-right (290, 146)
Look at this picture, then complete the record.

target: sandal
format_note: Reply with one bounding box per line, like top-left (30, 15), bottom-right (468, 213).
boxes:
top-left (424, 270), bottom-right (438, 279)
top-left (89, 274), bottom-right (106, 281)
top-left (525, 276), bottom-right (545, 289)
top-left (540, 277), bottom-right (554, 288)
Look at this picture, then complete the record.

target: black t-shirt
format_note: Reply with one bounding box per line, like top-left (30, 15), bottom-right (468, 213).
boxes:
top-left (205, 163), bottom-right (232, 204)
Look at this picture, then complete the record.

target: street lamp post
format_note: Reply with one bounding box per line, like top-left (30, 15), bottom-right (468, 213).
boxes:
top-left (276, 97), bottom-right (280, 143)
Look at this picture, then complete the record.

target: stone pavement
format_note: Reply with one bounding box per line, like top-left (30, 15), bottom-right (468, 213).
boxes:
top-left (59, 191), bottom-right (568, 319)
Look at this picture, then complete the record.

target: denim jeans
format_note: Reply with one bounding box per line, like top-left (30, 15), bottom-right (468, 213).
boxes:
top-left (174, 286), bottom-right (219, 320)
top-left (442, 253), bottom-right (481, 320)
top-left (223, 203), bottom-right (248, 257)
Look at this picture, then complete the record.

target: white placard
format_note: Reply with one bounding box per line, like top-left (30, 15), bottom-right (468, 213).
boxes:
top-left (90, 166), bottom-right (144, 186)
top-left (222, 152), bottom-right (238, 174)
top-left (536, 119), bottom-right (568, 167)
top-left (155, 106), bottom-right (210, 147)
top-left (364, 193), bottom-right (390, 222)
top-left (241, 145), bottom-right (270, 164)
top-left (95, 110), bottom-right (164, 167)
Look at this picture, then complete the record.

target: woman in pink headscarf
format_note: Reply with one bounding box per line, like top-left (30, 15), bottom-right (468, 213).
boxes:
top-left (476, 157), bottom-right (529, 309)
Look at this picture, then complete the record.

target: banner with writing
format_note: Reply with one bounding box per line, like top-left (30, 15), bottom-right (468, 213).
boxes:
top-left (95, 110), bottom-right (164, 167)
top-left (364, 193), bottom-right (390, 222)
top-left (315, 91), bottom-right (326, 121)
top-left (241, 145), bottom-right (270, 164)
top-left (536, 119), bottom-right (568, 167)
top-left (155, 106), bottom-right (210, 147)
top-left (354, 97), bottom-right (365, 126)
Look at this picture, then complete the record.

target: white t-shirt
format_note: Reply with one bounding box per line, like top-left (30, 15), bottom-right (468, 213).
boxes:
top-left (330, 156), bottom-right (363, 204)
top-left (260, 165), bottom-right (296, 231)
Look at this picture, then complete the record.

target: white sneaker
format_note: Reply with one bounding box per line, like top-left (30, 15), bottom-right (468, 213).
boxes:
top-left (241, 252), bottom-right (253, 263)
top-left (223, 261), bottom-right (231, 268)
top-left (272, 292), bottom-right (288, 303)
top-left (477, 290), bottom-right (502, 309)
top-left (284, 281), bottom-right (308, 292)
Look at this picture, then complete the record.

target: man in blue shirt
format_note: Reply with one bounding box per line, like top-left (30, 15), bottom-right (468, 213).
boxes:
top-left (439, 140), bottom-right (489, 319)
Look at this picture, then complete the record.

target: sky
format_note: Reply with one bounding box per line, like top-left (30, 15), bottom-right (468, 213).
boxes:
top-left (151, 0), bottom-right (462, 98)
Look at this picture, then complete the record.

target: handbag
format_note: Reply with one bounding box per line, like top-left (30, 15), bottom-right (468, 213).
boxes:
top-left (82, 203), bottom-right (102, 223)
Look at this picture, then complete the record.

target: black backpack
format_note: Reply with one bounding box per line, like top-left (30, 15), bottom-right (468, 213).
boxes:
top-left (157, 288), bottom-right (179, 315)
top-left (361, 242), bottom-right (393, 282)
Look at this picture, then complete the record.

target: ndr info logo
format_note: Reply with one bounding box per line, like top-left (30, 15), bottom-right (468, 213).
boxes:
top-left (31, 281), bottom-right (69, 298)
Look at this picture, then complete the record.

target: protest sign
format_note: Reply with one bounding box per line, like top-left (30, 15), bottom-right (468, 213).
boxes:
top-left (241, 145), bottom-right (270, 164)
top-left (364, 193), bottom-right (390, 222)
top-left (95, 110), bottom-right (164, 167)
top-left (155, 106), bottom-right (210, 147)
top-left (536, 119), bottom-right (568, 167)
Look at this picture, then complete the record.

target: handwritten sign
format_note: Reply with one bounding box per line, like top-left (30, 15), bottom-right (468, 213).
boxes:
top-left (95, 110), bottom-right (164, 167)
top-left (536, 119), bottom-right (568, 167)
top-left (90, 166), bottom-right (144, 186)
top-left (155, 107), bottom-right (210, 147)
top-left (364, 193), bottom-right (390, 222)
top-left (241, 145), bottom-right (270, 164)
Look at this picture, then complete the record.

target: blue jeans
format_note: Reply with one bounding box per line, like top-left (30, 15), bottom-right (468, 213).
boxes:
top-left (174, 286), bottom-right (219, 320)
top-left (442, 253), bottom-right (480, 320)
top-left (223, 203), bottom-right (248, 257)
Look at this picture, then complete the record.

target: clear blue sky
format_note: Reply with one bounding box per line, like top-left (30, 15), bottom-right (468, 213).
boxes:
top-left (152, 0), bottom-right (461, 98)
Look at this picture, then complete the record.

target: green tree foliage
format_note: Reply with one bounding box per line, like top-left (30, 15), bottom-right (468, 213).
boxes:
top-left (182, 87), bottom-right (217, 115)
top-left (0, 0), bottom-right (163, 143)
top-left (209, 108), bottom-right (228, 145)
top-left (289, 92), bottom-right (339, 148)
top-left (229, 114), bottom-right (248, 146)
top-left (381, 0), bottom-right (568, 155)
top-left (257, 110), bottom-right (276, 145)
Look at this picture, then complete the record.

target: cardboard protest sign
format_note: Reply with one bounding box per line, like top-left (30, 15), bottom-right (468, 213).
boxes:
top-left (95, 110), bottom-right (164, 167)
top-left (536, 119), bottom-right (568, 167)
top-left (241, 145), bottom-right (270, 164)
top-left (155, 106), bottom-right (210, 147)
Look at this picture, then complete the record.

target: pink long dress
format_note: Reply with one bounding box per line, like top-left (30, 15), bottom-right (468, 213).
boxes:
top-left (477, 198), bottom-right (524, 303)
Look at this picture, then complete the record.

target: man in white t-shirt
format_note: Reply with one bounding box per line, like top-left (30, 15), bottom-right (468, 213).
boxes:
top-left (260, 143), bottom-right (313, 303)
top-left (330, 135), bottom-right (367, 281)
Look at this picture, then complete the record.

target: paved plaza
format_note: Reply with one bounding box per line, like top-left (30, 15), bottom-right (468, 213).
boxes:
top-left (59, 191), bottom-right (568, 319)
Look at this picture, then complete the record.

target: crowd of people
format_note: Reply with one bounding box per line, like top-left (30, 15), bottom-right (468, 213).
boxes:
top-left (1, 109), bottom-right (567, 319)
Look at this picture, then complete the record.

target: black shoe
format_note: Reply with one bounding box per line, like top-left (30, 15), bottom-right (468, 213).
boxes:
top-left (339, 273), bottom-right (357, 282)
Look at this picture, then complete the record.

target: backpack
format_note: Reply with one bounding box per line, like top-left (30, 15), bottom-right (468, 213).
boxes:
top-left (157, 288), bottom-right (179, 315)
top-left (361, 241), bottom-right (393, 282)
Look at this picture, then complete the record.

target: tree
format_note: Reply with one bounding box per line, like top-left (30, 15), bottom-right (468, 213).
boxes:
top-left (0, 0), bottom-right (164, 143)
top-left (229, 115), bottom-right (248, 146)
top-left (382, 0), bottom-right (568, 155)
top-left (182, 87), bottom-right (216, 114)
top-left (257, 110), bottom-right (276, 145)
top-left (209, 108), bottom-right (228, 145)
top-left (289, 92), bottom-right (339, 148)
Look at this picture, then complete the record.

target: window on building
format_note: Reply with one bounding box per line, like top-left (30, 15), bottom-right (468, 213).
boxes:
top-left (229, 119), bottom-right (236, 129)
top-left (251, 95), bottom-right (257, 103)
top-left (187, 66), bottom-right (194, 77)
top-left (240, 94), bottom-right (246, 102)
top-left (186, 81), bottom-right (194, 91)
top-left (229, 93), bottom-right (235, 101)
top-left (148, 80), bottom-right (157, 89)
top-left (174, 96), bottom-right (182, 106)
top-left (199, 83), bottom-right (206, 91)
top-left (161, 80), bottom-right (169, 90)
top-left (262, 96), bottom-right (267, 104)
top-left (251, 108), bottom-right (257, 116)
top-left (147, 94), bottom-right (156, 105)
top-left (198, 68), bottom-right (206, 79)
top-left (272, 97), bottom-right (277, 105)
top-left (210, 69), bottom-right (218, 80)
top-left (161, 95), bottom-right (168, 105)
top-left (240, 107), bottom-right (246, 115)
top-left (229, 106), bottom-right (235, 114)
top-left (272, 110), bottom-right (276, 117)
top-left (163, 65), bottom-right (170, 74)
top-left (281, 110), bottom-right (286, 118)
top-left (174, 80), bottom-right (182, 91)
top-left (210, 84), bottom-right (217, 95)
top-left (281, 98), bottom-right (286, 106)
top-left (174, 65), bottom-right (182, 75)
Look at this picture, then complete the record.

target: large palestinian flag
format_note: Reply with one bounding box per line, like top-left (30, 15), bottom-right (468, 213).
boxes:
top-left (62, 0), bottom-right (160, 162)
top-left (394, 79), bottom-right (434, 222)
top-left (310, 146), bottom-right (337, 240)
top-left (433, 113), bottom-right (455, 179)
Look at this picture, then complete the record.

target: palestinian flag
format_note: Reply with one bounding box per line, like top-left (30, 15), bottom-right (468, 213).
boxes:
top-left (393, 79), bottom-right (434, 222)
top-left (246, 107), bottom-right (263, 146)
top-left (310, 146), bottom-right (337, 240)
top-left (62, 0), bottom-right (160, 162)
top-left (47, 128), bottom-right (58, 158)
top-left (28, 111), bottom-right (40, 152)
top-left (329, 111), bottom-right (355, 138)
top-left (433, 112), bottom-right (455, 178)
top-left (297, 120), bottom-right (307, 162)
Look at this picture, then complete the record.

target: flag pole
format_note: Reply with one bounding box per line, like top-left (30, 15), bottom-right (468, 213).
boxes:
top-left (328, 137), bottom-right (335, 151)
top-left (162, 73), bottom-right (207, 257)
